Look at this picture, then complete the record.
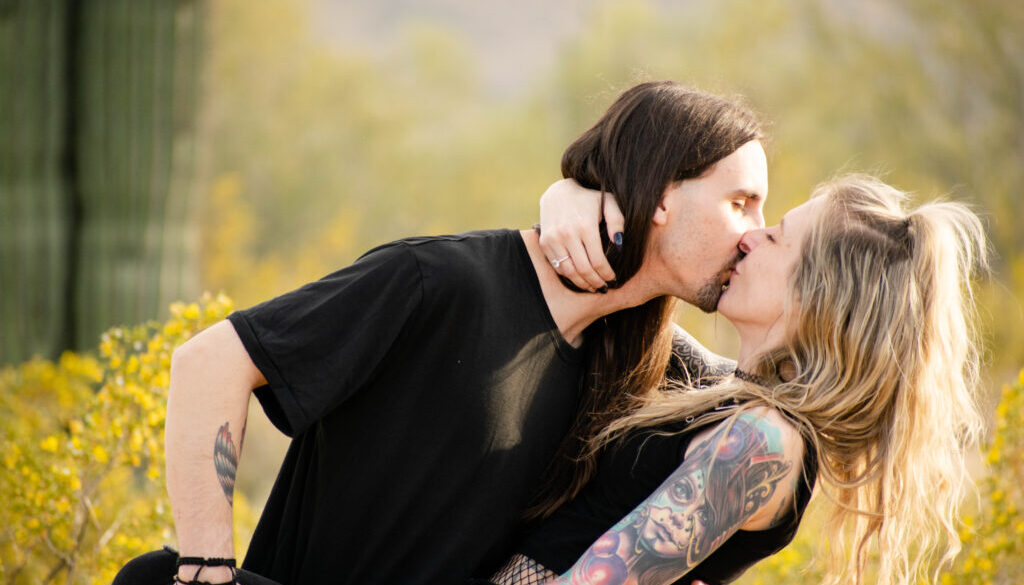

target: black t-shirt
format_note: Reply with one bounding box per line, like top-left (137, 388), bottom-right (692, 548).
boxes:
top-left (228, 230), bottom-right (584, 585)
top-left (516, 413), bottom-right (817, 585)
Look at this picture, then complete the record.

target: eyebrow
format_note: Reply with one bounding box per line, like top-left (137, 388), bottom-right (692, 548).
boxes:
top-left (733, 189), bottom-right (763, 201)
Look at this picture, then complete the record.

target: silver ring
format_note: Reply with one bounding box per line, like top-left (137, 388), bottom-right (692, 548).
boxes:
top-left (550, 255), bottom-right (570, 268)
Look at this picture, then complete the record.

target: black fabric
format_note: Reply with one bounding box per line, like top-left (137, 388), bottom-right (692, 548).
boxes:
top-left (516, 413), bottom-right (817, 585)
top-left (227, 230), bottom-right (584, 585)
top-left (112, 548), bottom-right (283, 585)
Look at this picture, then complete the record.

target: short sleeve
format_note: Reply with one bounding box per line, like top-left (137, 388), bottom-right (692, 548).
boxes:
top-left (228, 242), bottom-right (423, 436)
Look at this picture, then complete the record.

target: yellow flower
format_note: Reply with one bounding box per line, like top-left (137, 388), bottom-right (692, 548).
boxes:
top-left (163, 320), bottom-right (183, 336)
top-left (40, 435), bottom-right (60, 452)
top-left (152, 371), bottom-right (170, 388)
top-left (183, 303), bottom-right (200, 320)
top-left (100, 335), bottom-right (115, 357)
top-left (986, 447), bottom-right (1000, 464)
top-left (92, 445), bottom-right (110, 464)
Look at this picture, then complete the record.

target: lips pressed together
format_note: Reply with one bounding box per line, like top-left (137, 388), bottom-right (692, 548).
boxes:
top-left (719, 251), bottom-right (745, 293)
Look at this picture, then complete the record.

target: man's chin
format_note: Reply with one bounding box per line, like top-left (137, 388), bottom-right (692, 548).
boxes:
top-left (692, 284), bottom-right (722, 314)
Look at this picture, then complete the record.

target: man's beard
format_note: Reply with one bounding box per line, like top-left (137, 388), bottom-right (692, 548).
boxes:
top-left (691, 253), bottom-right (742, 314)
top-left (692, 278), bottom-right (723, 314)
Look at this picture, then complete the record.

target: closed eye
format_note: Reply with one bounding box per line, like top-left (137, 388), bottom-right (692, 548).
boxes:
top-left (766, 233), bottom-right (777, 243)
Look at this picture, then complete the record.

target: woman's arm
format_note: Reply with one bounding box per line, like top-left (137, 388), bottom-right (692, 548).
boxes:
top-left (165, 320), bottom-right (266, 583)
top-left (548, 409), bottom-right (804, 585)
top-left (537, 179), bottom-right (625, 291)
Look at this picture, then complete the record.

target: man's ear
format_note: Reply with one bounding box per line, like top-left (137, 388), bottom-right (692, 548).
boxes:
top-left (651, 190), bottom-right (671, 226)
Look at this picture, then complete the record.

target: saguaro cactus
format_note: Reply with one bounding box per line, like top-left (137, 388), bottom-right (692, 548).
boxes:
top-left (0, 0), bottom-right (202, 364)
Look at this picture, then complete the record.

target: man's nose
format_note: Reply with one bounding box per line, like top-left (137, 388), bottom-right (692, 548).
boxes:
top-left (738, 230), bottom-right (761, 254)
top-left (750, 209), bottom-right (766, 230)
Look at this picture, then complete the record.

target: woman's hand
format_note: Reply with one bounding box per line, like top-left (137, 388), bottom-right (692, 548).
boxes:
top-left (538, 179), bottom-right (624, 292)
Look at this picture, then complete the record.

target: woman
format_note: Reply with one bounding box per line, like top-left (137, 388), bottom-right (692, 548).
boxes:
top-left (482, 174), bottom-right (987, 585)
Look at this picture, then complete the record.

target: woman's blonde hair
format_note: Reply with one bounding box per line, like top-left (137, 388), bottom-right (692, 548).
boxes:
top-left (592, 174), bottom-right (988, 585)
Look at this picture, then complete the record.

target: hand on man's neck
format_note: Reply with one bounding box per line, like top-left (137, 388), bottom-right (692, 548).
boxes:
top-left (520, 230), bottom-right (657, 347)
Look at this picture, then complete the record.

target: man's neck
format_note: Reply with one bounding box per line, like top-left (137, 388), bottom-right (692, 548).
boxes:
top-left (519, 230), bottom-right (658, 347)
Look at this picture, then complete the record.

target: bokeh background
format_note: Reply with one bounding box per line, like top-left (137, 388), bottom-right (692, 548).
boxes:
top-left (2, 1), bottom-right (1022, 583)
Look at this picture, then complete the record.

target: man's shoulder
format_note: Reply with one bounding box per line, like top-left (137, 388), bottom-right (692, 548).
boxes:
top-left (357, 229), bottom-right (534, 303)
top-left (360, 229), bottom-right (518, 264)
top-left (666, 323), bottom-right (736, 387)
top-left (375, 228), bottom-right (517, 250)
top-left (387, 229), bottom-right (526, 275)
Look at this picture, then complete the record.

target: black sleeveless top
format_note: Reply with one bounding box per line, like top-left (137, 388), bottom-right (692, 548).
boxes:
top-left (516, 415), bottom-right (818, 585)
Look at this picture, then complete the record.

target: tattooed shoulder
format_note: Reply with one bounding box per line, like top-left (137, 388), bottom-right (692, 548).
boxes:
top-left (556, 410), bottom-right (802, 585)
top-left (715, 409), bottom-right (804, 530)
top-left (667, 324), bottom-right (736, 387)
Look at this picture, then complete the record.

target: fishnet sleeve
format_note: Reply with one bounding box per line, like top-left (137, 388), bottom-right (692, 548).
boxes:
top-left (490, 554), bottom-right (559, 585)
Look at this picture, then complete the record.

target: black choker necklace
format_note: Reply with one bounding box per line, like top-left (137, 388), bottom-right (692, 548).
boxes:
top-left (734, 368), bottom-right (771, 387)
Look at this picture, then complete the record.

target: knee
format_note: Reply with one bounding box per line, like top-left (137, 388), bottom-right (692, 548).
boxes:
top-left (111, 547), bottom-right (178, 585)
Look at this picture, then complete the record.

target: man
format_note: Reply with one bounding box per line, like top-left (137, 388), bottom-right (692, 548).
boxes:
top-left (114, 81), bottom-right (766, 585)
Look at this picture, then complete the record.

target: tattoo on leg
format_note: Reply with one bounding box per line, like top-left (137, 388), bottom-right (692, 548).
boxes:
top-left (214, 422), bottom-right (238, 507)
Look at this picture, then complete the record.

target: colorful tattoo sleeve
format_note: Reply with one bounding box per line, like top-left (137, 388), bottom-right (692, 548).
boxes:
top-left (551, 413), bottom-right (793, 585)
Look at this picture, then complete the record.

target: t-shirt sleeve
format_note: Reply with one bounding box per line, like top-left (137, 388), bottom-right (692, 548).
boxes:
top-left (227, 242), bottom-right (423, 436)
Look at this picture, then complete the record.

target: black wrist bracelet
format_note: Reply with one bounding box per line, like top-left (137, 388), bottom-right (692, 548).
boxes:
top-left (174, 556), bottom-right (237, 585)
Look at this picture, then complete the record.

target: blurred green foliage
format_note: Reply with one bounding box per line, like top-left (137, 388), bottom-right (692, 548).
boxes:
top-left (197, 0), bottom-right (1023, 377)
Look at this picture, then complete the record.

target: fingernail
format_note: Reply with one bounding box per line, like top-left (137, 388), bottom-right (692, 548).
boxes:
top-left (597, 286), bottom-right (608, 294)
top-left (613, 232), bottom-right (624, 248)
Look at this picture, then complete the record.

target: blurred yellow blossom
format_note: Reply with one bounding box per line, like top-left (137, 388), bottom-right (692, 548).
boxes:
top-left (0, 294), bottom-right (245, 585)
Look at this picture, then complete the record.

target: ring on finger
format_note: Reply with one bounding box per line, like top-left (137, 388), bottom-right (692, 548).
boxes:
top-left (550, 255), bottom-right (570, 268)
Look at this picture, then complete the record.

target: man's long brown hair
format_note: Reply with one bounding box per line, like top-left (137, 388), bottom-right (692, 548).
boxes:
top-left (524, 81), bottom-right (763, 521)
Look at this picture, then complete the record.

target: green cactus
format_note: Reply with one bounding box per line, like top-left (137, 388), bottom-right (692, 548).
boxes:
top-left (0, 0), bottom-right (202, 364)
